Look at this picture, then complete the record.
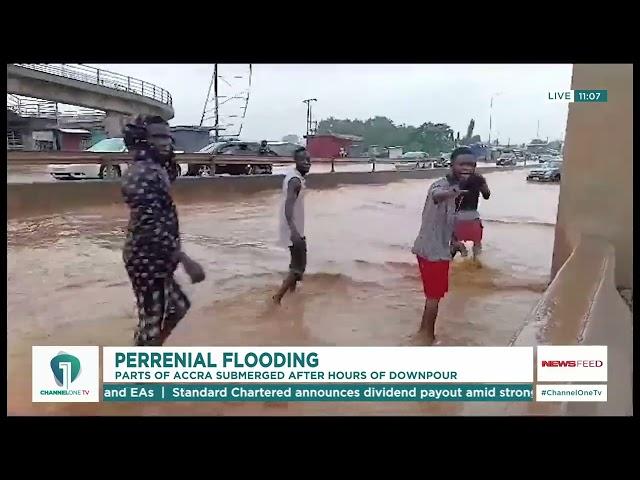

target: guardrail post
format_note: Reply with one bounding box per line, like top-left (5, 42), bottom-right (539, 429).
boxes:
top-left (127, 77), bottom-right (131, 91)
top-left (153, 85), bottom-right (156, 98)
top-left (211, 159), bottom-right (216, 176)
top-left (142, 82), bottom-right (145, 96)
top-left (97, 69), bottom-right (100, 84)
top-left (331, 157), bottom-right (335, 173)
top-left (372, 158), bottom-right (376, 172)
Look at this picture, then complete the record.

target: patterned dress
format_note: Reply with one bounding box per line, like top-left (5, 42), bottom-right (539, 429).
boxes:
top-left (121, 150), bottom-right (190, 346)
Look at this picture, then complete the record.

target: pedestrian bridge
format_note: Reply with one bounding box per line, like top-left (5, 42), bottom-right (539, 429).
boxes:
top-left (7, 64), bottom-right (174, 134)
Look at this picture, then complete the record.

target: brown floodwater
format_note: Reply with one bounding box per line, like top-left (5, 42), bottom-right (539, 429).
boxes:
top-left (7, 169), bottom-right (560, 415)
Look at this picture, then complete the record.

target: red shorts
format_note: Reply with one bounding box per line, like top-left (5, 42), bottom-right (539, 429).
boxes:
top-left (416, 256), bottom-right (450, 299)
top-left (454, 219), bottom-right (483, 243)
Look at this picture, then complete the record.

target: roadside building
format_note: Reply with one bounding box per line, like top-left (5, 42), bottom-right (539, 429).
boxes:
top-left (305, 133), bottom-right (363, 158)
top-left (31, 128), bottom-right (92, 151)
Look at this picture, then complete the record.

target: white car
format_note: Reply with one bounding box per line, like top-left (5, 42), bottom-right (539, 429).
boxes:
top-left (47, 138), bottom-right (187, 180)
top-left (394, 151), bottom-right (433, 170)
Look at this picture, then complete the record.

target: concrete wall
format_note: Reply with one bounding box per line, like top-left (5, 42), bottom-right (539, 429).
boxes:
top-left (552, 64), bottom-right (633, 289)
top-left (7, 166), bottom-right (520, 219)
top-left (7, 64), bottom-right (174, 121)
top-left (465, 235), bottom-right (633, 416)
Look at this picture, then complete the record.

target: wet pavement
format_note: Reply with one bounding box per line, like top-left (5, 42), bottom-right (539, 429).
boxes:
top-left (7, 168), bottom-right (560, 415)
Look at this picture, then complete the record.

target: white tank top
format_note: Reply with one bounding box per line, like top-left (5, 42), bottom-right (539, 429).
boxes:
top-left (278, 167), bottom-right (305, 247)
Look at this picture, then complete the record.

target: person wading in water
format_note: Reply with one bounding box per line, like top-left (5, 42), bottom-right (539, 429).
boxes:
top-left (273, 147), bottom-right (311, 305)
top-left (411, 146), bottom-right (475, 345)
top-left (121, 115), bottom-right (205, 346)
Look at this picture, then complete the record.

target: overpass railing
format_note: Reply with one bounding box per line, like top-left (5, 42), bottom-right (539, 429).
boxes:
top-left (12, 64), bottom-right (173, 106)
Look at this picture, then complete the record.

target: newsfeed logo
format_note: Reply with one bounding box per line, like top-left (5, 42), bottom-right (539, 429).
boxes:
top-left (40, 352), bottom-right (90, 396)
top-left (537, 346), bottom-right (607, 383)
top-left (541, 360), bottom-right (604, 368)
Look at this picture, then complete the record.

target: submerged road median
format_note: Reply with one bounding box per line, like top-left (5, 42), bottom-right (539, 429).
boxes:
top-left (7, 165), bottom-right (524, 219)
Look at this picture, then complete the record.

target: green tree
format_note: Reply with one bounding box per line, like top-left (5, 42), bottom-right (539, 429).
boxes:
top-left (317, 115), bottom-right (454, 155)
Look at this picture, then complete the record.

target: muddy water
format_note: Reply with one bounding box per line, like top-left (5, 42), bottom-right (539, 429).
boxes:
top-left (7, 169), bottom-right (559, 415)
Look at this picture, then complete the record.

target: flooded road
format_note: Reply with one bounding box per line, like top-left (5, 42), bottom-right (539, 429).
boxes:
top-left (7, 168), bottom-right (560, 415)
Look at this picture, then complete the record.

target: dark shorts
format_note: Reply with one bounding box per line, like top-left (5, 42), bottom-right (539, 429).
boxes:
top-left (289, 238), bottom-right (307, 279)
top-left (416, 255), bottom-right (450, 300)
top-left (454, 219), bottom-right (483, 243)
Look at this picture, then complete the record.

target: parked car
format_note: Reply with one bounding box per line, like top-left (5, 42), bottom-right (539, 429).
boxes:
top-left (394, 151), bottom-right (433, 170)
top-left (191, 141), bottom-right (274, 177)
top-left (433, 153), bottom-right (451, 168)
top-left (267, 141), bottom-right (301, 157)
top-left (496, 154), bottom-right (517, 166)
top-left (527, 160), bottom-right (562, 182)
top-left (538, 154), bottom-right (555, 164)
top-left (47, 137), bottom-right (187, 180)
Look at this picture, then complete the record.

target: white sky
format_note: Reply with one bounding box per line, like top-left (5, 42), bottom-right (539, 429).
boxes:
top-left (91, 64), bottom-right (573, 144)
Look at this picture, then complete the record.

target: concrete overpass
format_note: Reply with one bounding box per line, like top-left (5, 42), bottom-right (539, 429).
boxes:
top-left (7, 64), bottom-right (174, 137)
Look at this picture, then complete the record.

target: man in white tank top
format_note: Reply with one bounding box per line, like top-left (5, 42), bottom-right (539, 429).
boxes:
top-left (273, 147), bottom-right (311, 304)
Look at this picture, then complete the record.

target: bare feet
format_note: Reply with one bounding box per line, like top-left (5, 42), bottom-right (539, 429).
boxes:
top-left (406, 330), bottom-right (435, 346)
top-left (451, 241), bottom-right (468, 259)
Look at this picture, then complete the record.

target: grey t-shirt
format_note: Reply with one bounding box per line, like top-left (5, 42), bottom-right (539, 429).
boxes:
top-left (412, 177), bottom-right (458, 261)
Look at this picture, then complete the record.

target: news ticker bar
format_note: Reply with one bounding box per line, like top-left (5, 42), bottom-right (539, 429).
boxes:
top-left (103, 383), bottom-right (535, 402)
top-left (32, 346), bottom-right (609, 403)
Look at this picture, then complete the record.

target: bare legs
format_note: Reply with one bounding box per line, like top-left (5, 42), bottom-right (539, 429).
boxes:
top-left (273, 273), bottom-right (299, 305)
top-left (414, 298), bottom-right (440, 345)
top-left (472, 241), bottom-right (482, 258)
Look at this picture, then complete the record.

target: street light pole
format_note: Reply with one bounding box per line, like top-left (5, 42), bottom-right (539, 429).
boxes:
top-left (489, 92), bottom-right (502, 145)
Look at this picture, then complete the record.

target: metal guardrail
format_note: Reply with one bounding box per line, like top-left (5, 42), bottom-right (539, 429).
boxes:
top-left (5, 152), bottom-right (373, 164)
top-left (12, 64), bottom-right (173, 106)
top-left (7, 94), bottom-right (107, 120)
top-left (4, 153), bottom-right (473, 174)
top-left (6, 152), bottom-right (275, 166)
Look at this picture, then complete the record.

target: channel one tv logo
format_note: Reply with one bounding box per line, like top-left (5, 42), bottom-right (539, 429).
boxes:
top-left (32, 346), bottom-right (100, 402)
top-left (537, 346), bottom-right (607, 382)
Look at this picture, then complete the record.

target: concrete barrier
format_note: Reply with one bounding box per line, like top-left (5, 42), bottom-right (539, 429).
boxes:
top-left (7, 166), bottom-right (522, 219)
top-left (470, 235), bottom-right (632, 416)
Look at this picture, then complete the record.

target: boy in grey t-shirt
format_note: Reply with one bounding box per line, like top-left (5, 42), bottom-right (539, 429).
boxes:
top-left (411, 147), bottom-right (476, 344)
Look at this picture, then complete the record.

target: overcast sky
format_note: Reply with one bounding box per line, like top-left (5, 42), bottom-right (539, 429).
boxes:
top-left (92, 64), bottom-right (573, 144)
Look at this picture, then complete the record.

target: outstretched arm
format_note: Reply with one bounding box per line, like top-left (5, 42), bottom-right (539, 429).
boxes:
top-left (433, 184), bottom-right (467, 203)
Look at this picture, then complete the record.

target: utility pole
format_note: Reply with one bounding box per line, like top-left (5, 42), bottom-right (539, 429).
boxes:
top-left (489, 92), bottom-right (502, 145)
top-left (536, 120), bottom-right (540, 138)
top-left (213, 64), bottom-right (219, 142)
top-left (303, 98), bottom-right (317, 136)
